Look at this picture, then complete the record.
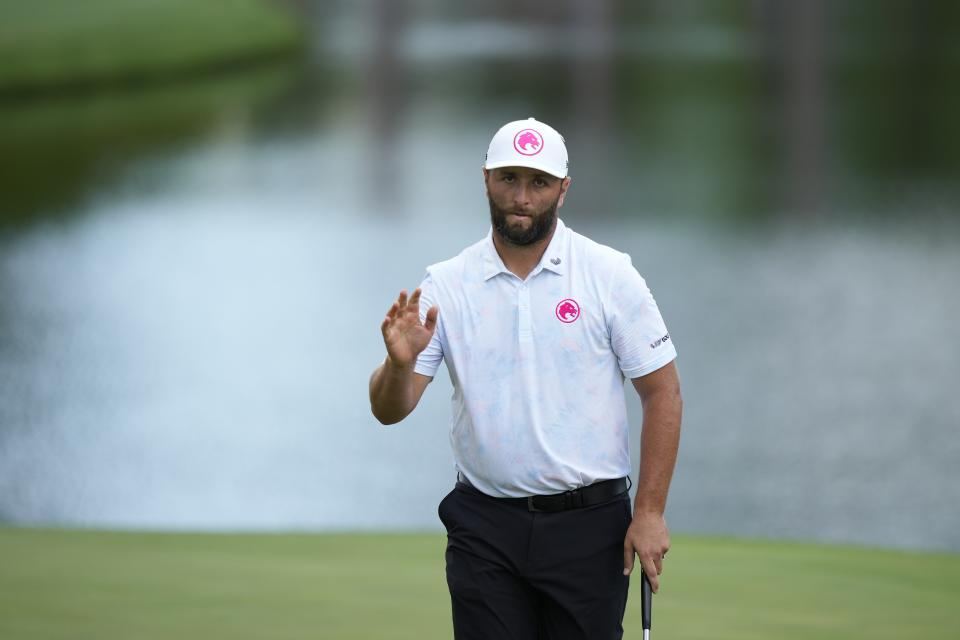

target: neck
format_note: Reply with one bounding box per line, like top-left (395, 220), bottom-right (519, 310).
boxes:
top-left (491, 219), bottom-right (557, 281)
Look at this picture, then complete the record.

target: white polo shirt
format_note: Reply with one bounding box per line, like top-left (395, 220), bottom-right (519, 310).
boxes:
top-left (414, 218), bottom-right (677, 498)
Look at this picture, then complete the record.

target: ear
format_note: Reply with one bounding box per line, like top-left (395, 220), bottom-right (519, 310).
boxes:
top-left (482, 168), bottom-right (490, 196)
top-left (557, 176), bottom-right (572, 208)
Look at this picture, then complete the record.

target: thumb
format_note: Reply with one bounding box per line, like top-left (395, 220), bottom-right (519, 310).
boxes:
top-left (623, 539), bottom-right (635, 576)
top-left (423, 306), bottom-right (439, 333)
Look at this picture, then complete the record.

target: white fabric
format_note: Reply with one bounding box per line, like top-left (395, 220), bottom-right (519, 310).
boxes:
top-left (415, 218), bottom-right (677, 498)
top-left (484, 117), bottom-right (569, 178)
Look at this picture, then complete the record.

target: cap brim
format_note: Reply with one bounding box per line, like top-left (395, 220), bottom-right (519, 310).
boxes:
top-left (484, 159), bottom-right (567, 179)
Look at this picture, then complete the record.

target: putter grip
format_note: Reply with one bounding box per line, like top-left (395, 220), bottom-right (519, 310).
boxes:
top-left (641, 571), bottom-right (652, 630)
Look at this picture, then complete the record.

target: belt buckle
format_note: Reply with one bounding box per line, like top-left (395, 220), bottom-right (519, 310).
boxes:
top-left (527, 496), bottom-right (542, 512)
top-left (566, 488), bottom-right (584, 509)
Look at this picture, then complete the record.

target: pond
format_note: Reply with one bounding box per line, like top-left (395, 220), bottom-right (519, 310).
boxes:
top-left (1, 6), bottom-right (958, 552)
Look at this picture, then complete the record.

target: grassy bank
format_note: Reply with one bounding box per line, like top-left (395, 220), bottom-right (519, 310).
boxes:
top-left (0, 0), bottom-right (304, 94)
top-left (0, 63), bottom-right (297, 224)
top-left (1, 528), bottom-right (958, 639)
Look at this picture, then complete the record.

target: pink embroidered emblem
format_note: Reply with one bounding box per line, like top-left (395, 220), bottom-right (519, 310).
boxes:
top-left (513, 129), bottom-right (543, 156)
top-left (555, 299), bottom-right (580, 323)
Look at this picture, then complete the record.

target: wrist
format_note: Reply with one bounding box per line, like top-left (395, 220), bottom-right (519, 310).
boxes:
top-left (385, 355), bottom-right (414, 373)
top-left (632, 500), bottom-right (665, 518)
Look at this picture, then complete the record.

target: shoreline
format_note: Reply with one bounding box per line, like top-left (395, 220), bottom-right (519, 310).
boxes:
top-left (0, 0), bottom-right (305, 99)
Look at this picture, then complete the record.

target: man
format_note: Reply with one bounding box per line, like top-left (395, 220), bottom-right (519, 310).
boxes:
top-left (368, 118), bottom-right (682, 640)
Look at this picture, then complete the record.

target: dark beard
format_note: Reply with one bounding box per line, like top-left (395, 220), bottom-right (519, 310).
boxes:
top-left (488, 195), bottom-right (559, 246)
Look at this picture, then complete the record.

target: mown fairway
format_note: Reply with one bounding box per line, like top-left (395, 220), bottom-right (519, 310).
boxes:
top-left (1, 528), bottom-right (958, 639)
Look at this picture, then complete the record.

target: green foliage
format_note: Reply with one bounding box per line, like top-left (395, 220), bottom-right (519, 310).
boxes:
top-left (0, 63), bottom-right (297, 223)
top-left (0, 0), bottom-right (304, 92)
top-left (1, 528), bottom-right (957, 639)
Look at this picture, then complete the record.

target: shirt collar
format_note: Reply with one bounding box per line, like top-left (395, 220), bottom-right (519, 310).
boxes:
top-left (482, 218), bottom-right (569, 281)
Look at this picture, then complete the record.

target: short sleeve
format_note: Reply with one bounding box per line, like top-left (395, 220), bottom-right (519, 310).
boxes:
top-left (413, 272), bottom-right (444, 377)
top-left (606, 254), bottom-right (677, 378)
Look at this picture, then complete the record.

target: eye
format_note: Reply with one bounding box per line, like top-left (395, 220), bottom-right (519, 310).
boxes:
top-left (501, 174), bottom-right (515, 183)
top-left (533, 177), bottom-right (548, 187)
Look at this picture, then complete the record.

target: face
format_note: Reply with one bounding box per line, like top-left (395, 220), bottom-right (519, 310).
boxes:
top-left (484, 167), bottom-right (571, 246)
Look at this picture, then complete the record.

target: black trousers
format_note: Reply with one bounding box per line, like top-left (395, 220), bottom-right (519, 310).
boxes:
top-left (438, 481), bottom-right (632, 640)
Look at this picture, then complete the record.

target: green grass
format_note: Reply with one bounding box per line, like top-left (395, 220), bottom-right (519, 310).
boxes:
top-left (1, 528), bottom-right (958, 639)
top-left (0, 0), bottom-right (304, 92)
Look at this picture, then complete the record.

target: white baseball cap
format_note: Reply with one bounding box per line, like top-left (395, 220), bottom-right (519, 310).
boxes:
top-left (484, 117), bottom-right (569, 179)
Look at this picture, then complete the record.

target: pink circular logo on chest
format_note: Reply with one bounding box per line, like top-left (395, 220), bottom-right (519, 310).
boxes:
top-left (513, 129), bottom-right (544, 156)
top-left (555, 298), bottom-right (580, 323)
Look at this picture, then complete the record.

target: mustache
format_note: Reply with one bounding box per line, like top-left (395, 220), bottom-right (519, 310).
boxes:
top-left (488, 196), bottom-right (559, 246)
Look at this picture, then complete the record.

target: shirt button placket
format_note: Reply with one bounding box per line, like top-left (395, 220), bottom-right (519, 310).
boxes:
top-left (518, 283), bottom-right (532, 343)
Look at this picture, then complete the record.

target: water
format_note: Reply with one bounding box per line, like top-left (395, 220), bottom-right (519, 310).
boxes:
top-left (1, 6), bottom-right (959, 552)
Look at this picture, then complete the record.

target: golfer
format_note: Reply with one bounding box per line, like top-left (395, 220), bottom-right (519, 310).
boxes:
top-left (369, 118), bottom-right (682, 639)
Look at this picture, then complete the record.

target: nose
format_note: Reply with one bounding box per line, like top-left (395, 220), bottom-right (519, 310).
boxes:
top-left (512, 182), bottom-right (531, 210)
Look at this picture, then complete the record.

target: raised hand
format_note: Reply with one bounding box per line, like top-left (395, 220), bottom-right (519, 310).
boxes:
top-left (381, 288), bottom-right (439, 370)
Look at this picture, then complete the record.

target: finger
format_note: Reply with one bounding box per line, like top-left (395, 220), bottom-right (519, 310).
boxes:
top-left (401, 292), bottom-right (422, 319)
top-left (397, 289), bottom-right (408, 309)
top-left (639, 557), bottom-right (660, 593)
top-left (622, 540), bottom-right (635, 576)
top-left (406, 289), bottom-right (424, 319)
top-left (654, 554), bottom-right (663, 575)
top-left (424, 306), bottom-right (439, 333)
top-left (409, 287), bottom-right (422, 307)
top-left (383, 304), bottom-right (399, 329)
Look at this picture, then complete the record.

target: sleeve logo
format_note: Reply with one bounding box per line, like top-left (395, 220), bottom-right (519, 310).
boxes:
top-left (649, 334), bottom-right (670, 349)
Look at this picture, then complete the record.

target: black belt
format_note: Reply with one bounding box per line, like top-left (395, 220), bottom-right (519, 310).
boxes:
top-left (456, 474), bottom-right (630, 513)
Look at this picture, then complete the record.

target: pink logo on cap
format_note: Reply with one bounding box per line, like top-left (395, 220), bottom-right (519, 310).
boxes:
top-left (514, 129), bottom-right (544, 156)
top-left (555, 299), bottom-right (580, 323)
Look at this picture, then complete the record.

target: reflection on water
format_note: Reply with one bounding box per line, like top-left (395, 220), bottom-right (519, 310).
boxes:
top-left (0, 64), bottom-right (302, 226)
top-left (1, 5), bottom-right (959, 551)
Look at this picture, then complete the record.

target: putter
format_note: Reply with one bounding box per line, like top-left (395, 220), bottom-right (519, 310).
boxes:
top-left (641, 571), bottom-right (652, 640)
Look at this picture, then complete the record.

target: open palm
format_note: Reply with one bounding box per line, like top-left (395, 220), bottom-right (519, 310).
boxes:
top-left (381, 288), bottom-right (438, 369)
